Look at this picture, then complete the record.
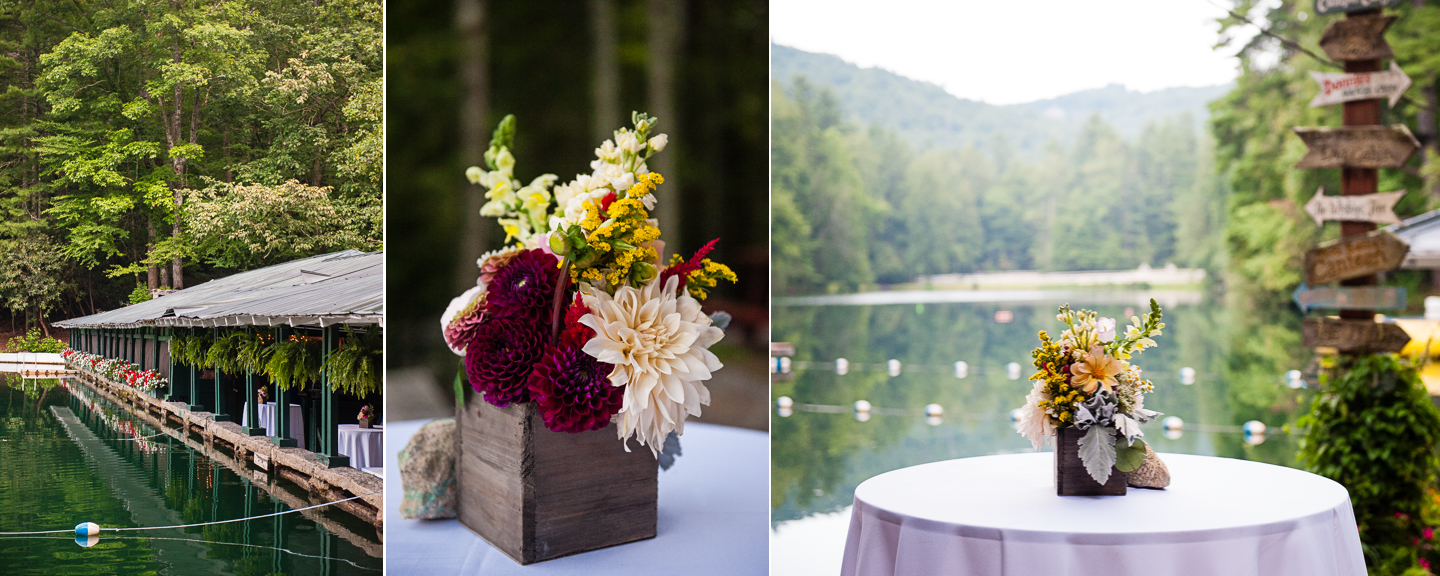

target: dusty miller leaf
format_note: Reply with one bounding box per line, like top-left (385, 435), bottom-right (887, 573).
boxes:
top-left (658, 431), bottom-right (682, 471)
top-left (1078, 425), bottom-right (1117, 484)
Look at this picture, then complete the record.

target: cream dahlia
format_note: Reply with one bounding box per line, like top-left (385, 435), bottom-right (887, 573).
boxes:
top-left (1018, 380), bottom-right (1054, 450)
top-left (579, 276), bottom-right (724, 457)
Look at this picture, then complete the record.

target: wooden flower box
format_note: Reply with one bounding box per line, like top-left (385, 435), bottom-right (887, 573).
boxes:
top-left (456, 398), bottom-right (658, 564)
top-left (1054, 426), bottom-right (1127, 496)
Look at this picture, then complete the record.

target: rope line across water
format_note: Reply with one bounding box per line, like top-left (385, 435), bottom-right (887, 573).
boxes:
top-left (0, 490), bottom-right (381, 535)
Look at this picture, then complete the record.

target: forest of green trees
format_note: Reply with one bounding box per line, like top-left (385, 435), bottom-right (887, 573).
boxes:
top-left (772, 79), bottom-right (1227, 295)
top-left (0, 0), bottom-right (383, 327)
top-left (773, 0), bottom-right (1440, 303)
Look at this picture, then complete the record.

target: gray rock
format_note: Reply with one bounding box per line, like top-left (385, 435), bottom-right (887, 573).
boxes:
top-left (399, 417), bottom-right (458, 519)
top-left (1127, 443), bottom-right (1170, 489)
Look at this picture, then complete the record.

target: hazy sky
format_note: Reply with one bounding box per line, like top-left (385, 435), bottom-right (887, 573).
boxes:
top-left (770, 0), bottom-right (1253, 105)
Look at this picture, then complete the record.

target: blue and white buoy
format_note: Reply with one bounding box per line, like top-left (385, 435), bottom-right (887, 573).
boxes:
top-left (75, 533), bottom-right (99, 548)
top-left (75, 522), bottom-right (99, 537)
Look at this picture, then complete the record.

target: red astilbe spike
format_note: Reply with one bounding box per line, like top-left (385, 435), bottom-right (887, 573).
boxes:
top-left (560, 293), bottom-right (595, 349)
top-left (660, 238), bottom-right (720, 289)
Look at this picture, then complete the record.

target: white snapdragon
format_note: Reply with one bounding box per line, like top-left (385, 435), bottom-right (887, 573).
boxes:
top-left (648, 134), bottom-right (668, 152)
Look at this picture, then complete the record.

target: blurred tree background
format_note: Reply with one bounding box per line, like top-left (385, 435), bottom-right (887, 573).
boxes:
top-left (0, 0), bottom-right (383, 333)
top-left (387, 0), bottom-right (770, 418)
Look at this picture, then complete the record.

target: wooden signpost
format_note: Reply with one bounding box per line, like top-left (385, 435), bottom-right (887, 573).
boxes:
top-left (1293, 125), bottom-right (1421, 169)
top-left (1319, 14), bottom-right (1395, 62)
top-left (1315, 0), bottom-right (1401, 15)
top-left (1303, 187), bottom-right (1404, 226)
top-left (1309, 62), bottom-right (1411, 108)
top-left (1303, 230), bottom-right (1409, 286)
top-left (1292, 284), bottom-right (1406, 313)
top-left (1302, 317), bottom-right (1411, 353)
top-left (1294, 4), bottom-right (1412, 356)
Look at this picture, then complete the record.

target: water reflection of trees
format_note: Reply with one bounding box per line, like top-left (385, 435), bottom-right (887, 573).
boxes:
top-left (772, 298), bottom-right (1314, 522)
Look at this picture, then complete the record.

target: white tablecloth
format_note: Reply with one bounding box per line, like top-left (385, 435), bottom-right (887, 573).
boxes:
top-left (384, 418), bottom-right (768, 575)
top-left (337, 424), bottom-right (383, 469)
top-left (842, 453), bottom-right (1365, 576)
top-left (240, 402), bottom-right (305, 446)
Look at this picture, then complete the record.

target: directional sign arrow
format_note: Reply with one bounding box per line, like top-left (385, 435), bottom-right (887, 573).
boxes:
top-left (1292, 283), bottom-right (1406, 313)
top-left (1303, 317), bottom-right (1411, 353)
top-left (1303, 186), bottom-right (1405, 226)
top-left (1303, 229), bottom-right (1410, 286)
top-left (1315, 0), bottom-right (1401, 15)
top-left (1319, 14), bottom-right (1395, 62)
top-left (1294, 125), bottom-right (1420, 169)
top-left (1310, 62), bottom-right (1412, 108)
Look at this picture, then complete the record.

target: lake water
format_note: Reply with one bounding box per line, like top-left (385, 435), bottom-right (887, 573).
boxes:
top-left (770, 290), bottom-right (1313, 574)
top-left (0, 375), bottom-right (383, 575)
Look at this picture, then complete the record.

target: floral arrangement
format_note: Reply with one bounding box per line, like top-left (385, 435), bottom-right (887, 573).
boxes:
top-left (62, 349), bottom-right (168, 395)
top-left (1017, 300), bottom-right (1166, 484)
top-left (442, 113), bottom-right (736, 457)
top-left (358, 404), bottom-right (373, 421)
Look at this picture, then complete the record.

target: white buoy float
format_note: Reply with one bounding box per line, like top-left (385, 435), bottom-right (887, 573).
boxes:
top-left (776, 396), bottom-right (794, 409)
top-left (854, 400), bottom-right (872, 422)
top-left (1006, 362), bottom-right (1021, 380)
top-left (1285, 370), bottom-right (1305, 389)
top-left (1179, 367), bottom-right (1196, 385)
top-left (1009, 408), bottom-right (1024, 428)
top-left (75, 533), bottom-right (99, 548)
top-left (1162, 416), bottom-right (1184, 440)
top-left (779, 357), bottom-right (792, 374)
top-left (925, 416), bottom-right (943, 426)
top-left (953, 361), bottom-right (968, 379)
top-left (886, 360), bottom-right (901, 377)
top-left (835, 358), bottom-right (849, 376)
top-left (75, 522), bottom-right (99, 537)
top-left (1243, 420), bottom-right (1267, 445)
top-left (924, 404), bottom-right (944, 417)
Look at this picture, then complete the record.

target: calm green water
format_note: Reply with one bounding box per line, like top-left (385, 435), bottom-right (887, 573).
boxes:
top-left (771, 291), bottom-right (1313, 525)
top-left (0, 376), bottom-right (382, 575)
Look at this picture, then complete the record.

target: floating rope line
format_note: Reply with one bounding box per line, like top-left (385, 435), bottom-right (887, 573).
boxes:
top-left (0, 535), bottom-right (381, 571)
top-left (0, 490), bottom-right (381, 536)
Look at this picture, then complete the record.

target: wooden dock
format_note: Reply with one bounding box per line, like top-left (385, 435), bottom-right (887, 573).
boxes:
top-left (65, 365), bottom-right (385, 539)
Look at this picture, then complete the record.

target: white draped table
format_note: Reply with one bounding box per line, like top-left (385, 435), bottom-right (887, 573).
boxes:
top-left (337, 424), bottom-right (383, 469)
top-left (384, 418), bottom-right (768, 575)
top-left (240, 402), bottom-right (305, 446)
top-left (842, 453), bottom-right (1365, 576)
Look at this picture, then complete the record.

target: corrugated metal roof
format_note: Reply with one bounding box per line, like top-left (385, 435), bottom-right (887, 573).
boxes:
top-left (1389, 209), bottom-right (1440, 269)
top-left (54, 250), bottom-right (383, 329)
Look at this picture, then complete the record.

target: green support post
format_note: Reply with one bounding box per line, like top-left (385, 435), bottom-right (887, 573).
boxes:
top-left (241, 328), bottom-right (265, 436)
top-left (188, 328), bottom-right (203, 412)
top-left (317, 324), bottom-right (349, 468)
top-left (211, 328), bottom-right (229, 422)
top-left (151, 329), bottom-right (161, 374)
top-left (270, 326), bottom-right (297, 447)
top-left (166, 329), bottom-right (179, 402)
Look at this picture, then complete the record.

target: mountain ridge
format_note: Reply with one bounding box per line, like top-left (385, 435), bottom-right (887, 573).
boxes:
top-left (772, 43), bottom-right (1233, 155)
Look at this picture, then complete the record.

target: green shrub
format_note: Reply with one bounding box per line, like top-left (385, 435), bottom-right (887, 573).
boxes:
top-left (7, 327), bottom-right (65, 353)
top-left (128, 284), bottom-right (152, 305)
top-left (1299, 354), bottom-right (1440, 575)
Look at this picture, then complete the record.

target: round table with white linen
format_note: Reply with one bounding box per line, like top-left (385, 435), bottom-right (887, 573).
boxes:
top-left (240, 402), bottom-right (306, 447)
top-left (337, 424), bottom-right (383, 469)
top-left (841, 453), bottom-right (1365, 576)
top-left (383, 418), bottom-right (768, 575)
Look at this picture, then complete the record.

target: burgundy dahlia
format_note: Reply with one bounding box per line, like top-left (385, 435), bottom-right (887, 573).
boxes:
top-left (486, 248), bottom-right (559, 318)
top-left (527, 341), bottom-right (620, 433)
top-left (465, 315), bottom-right (548, 407)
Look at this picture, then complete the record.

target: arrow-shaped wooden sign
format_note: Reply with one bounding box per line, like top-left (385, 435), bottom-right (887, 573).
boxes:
top-left (1303, 229), bottom-right (1409, 285)
top-left (1310, 62), bottom-right (1412, 108)
top-left (1315, 0), bottom-right (1401, 15)
top-left (1303, 186), bottom-right (1405, 226)
top-left (1292, 284), bottom-right (1406, 313)
top-left (1319, 14), bottom-right (1395, 62)
top-left (1294, 125), bottom-right (1420, 169)
top-left (1303, 317), bottom-right (1411, 353)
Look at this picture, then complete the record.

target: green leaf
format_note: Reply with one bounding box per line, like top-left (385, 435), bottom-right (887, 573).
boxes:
top-left (1115, 438), bottom-right (1148, 472)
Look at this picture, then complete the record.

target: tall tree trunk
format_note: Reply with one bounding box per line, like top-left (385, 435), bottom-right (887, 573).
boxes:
top-left (167, 41), bottom-right (187, 290)
top-left (147, 222), bottom-right (159, 289)
top-left (455, 0), bottom-right (493, 293)
top-left (590, 0), bottom-right (620, 144)
top-left (647, 0), bottom-right (684, 259)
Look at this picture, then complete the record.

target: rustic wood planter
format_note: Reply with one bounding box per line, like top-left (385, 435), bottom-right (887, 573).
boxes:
top-left (1054, 426), bottom-right (1127, 496)
top-left (456, 398), bottom-right (658, 565)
